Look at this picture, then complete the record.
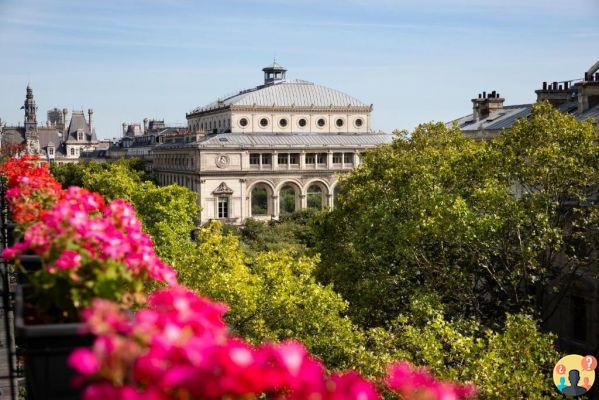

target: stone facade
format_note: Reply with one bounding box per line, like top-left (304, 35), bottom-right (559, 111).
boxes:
top-left (153, 62), bottom-right (391, 224)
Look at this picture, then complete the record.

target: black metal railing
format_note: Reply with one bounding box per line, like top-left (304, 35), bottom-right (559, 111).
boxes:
top-left (0, 179), bottom-right (22, 400)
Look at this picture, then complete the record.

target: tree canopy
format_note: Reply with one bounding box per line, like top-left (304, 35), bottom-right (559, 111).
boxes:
top-left (315, 103), bottom-right (598, 327)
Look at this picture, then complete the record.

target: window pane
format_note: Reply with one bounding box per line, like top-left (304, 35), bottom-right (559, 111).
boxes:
top-left (306, 153), bottom-right (315, 164)
top-left (262, 154), bottom-right (271, 165)
top-left (289, 153), bottom-right (299, 164)
top-left (279, 185), bottom-right (296, 215)
top-left (218, 197), bottom-right (229, 218)
top-left (344, 153), bottom-right (353, 163)
top-left (278, 153), bottom-right (288, 164)
top-left (250, 153), bottom-right (260, 164)
top-left (317, 153), bottom-right (327, 164)
top-left (251, 186), bottom-right (269, 215)
top-left (333, 153), bottom-right (342, 163)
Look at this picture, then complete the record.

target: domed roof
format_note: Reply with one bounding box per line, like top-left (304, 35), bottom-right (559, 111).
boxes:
top-left (190, 79), bottom-right (370, 114)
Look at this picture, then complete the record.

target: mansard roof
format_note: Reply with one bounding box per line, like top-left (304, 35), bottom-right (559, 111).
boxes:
top-left (189, 80), bottom-right (370, 115)
top-left (66, 111), bottom-right (97, 142)
top-left (451, 102), bottom-right (599, 135)
top-left (156, 132), bottom-right (392, 150)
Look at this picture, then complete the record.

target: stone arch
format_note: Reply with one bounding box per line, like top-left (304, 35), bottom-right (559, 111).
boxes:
top-left (304, 179), bottom-right (330, 211)
top-left (276, 180), bottom-right (302, 216)
top-left (247, 180), bottom-right (276, 218)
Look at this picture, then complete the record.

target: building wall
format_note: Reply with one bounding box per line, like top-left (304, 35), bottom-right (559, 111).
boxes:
top-left (152, 146), bottom-right (362, 224)
top-left (187, 109), bottom-right (371, 134)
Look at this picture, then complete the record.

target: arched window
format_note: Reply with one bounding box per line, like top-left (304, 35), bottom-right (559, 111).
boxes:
top-left (333, 184), bottom-right (341, 200)
top-left (279, 185), bottom-right (296, 215)
top-left (307, 184), bottom-right (323, 210)
top-left (251, 185), bottom-right (269, 216)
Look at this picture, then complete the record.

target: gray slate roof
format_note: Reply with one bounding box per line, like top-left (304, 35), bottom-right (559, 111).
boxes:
top-left (191, 80), bottom-right (369, 114)
top-left (66, 111), bottom-right (97, 142)
top-left (158, 133), bottom-right (392, 150)
top-left (451, 103), bottom-right (599, 134)
top-left (37, 128), bottom-right (62, 148)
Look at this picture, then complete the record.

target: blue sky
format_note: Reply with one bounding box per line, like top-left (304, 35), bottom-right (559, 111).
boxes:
top-left (1, 0), bottom-right (598, 139)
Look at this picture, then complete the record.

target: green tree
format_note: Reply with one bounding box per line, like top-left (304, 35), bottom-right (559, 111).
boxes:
top-left (177, 222), bottom-right (368, 371)
top-left (316, 104), bottom-right (598, 327)
top-left (51, 159), bottom-right (200, 263)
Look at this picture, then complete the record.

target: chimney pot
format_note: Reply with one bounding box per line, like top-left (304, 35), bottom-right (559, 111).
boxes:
top-left (483, 91), bottom-right (487, 98)
top-left (543, 82), bottom-right (547, 90)
top-left (478, 93), bottom-right (482, 99)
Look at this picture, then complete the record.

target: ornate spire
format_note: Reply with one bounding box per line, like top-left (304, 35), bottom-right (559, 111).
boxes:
top-left (23, 84), bottom-right (37, 132)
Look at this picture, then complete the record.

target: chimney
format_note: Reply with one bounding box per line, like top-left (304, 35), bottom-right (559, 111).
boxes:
top-left (88, 109), bottom-right (94, 132)
top-left (578, 60), bottom-right (599, 112)
top-left (471, 90), bottom-right (504, 120)
top-left (143, 118), bottom-right (149, 134)
top-left (62, 108), bottom-right (68, 131)
top-left (122, 122), bottom-right (128, 136)
top-left (535, 80), bottom-right (572, 106)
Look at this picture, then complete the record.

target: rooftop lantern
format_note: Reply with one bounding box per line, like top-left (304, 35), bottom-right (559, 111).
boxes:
top-left (262, 61), bottom-right (287, 85)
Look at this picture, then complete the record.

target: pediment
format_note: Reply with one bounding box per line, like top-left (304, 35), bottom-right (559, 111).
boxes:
top-left (213, 182), bottom-right (233, 195)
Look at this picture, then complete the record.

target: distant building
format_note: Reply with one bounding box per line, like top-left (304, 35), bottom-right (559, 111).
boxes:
top-left (450, 60), bottom-right (599, 139)
top-left (112, 119), bottom-right (187, 162)
top-left (0, 85), bottom-right (99, 162)
top-left (152, 62), bottom-right (391, 224)
top-left (450, 60), bottom-right (599, 357)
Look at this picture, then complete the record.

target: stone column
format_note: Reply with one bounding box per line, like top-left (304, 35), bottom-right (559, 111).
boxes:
top-left (300, 151), bottom-right (306, 170)
top-left (272, 151), bottom-right (278, 171)
top-left (272, 195), bottom-right (279, 219)
top-left (239, 179), bottom-right (246, 222)
top-left (327, 151), bottom-right (333, 169)
top-left (300, 194), bottom-right (307, 210)
top-left (326, 193), bottom-right (333, 209)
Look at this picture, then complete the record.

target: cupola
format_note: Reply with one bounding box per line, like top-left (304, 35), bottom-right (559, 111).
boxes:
top-left (262, 61), bottom-right (287, 85)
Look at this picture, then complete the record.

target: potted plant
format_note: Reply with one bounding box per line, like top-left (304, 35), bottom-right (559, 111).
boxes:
top-left (1, 156), bottom-right (177, 399)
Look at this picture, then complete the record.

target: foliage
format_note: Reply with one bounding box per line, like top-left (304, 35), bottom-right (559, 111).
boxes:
top-left (226, 210), bottom-right (320, 257)
top-left (1, 157), bottom-right (176, 321)
top-left (52, 159), bottom-right (200, 265)
top-left (315, 103), bottom-right (599, 327)
top-left (70, 287), bottom-right (475, 400)
top-left (384, 295), bottom-right (559, 399)
top-left (176, 222), bottom-right (367, 371)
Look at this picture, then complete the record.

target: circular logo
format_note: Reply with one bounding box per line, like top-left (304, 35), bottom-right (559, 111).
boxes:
top-left (553, 354), bottom-right (596, 397)
top-left (215, 154), bottom-right (230, 169)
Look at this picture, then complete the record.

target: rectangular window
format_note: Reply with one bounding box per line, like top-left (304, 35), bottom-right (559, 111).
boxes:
top-left (48, 148), bottom-right (54, 156)
top-left (70, 148), bottom-right (75, 156)
top-left (218, 197), bottom-right (229, 218)
top-left (305, 153), bottom-right (316, 164)
top-left (278, 153), bottom-right (288, 165)
top-left (250, 153), bottom-right (260, 165)
top-left (344, 153), bottom-right (353, 164)
top-left (261, 153), bottom-right (271, 165)
top-left (333, 152), bottom-right (342, 163)
top-left (289, 153), bottom-right (299, 165)
top-left (317, 153), bottom-right (327, 164)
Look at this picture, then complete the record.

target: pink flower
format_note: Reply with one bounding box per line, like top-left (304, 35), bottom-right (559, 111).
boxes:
top-left (68, 348), bottom-right (99, 376)
top-left (50, 250), bottom-right (81, 272)
top-left (386, 362), bottom-right (476, 400)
